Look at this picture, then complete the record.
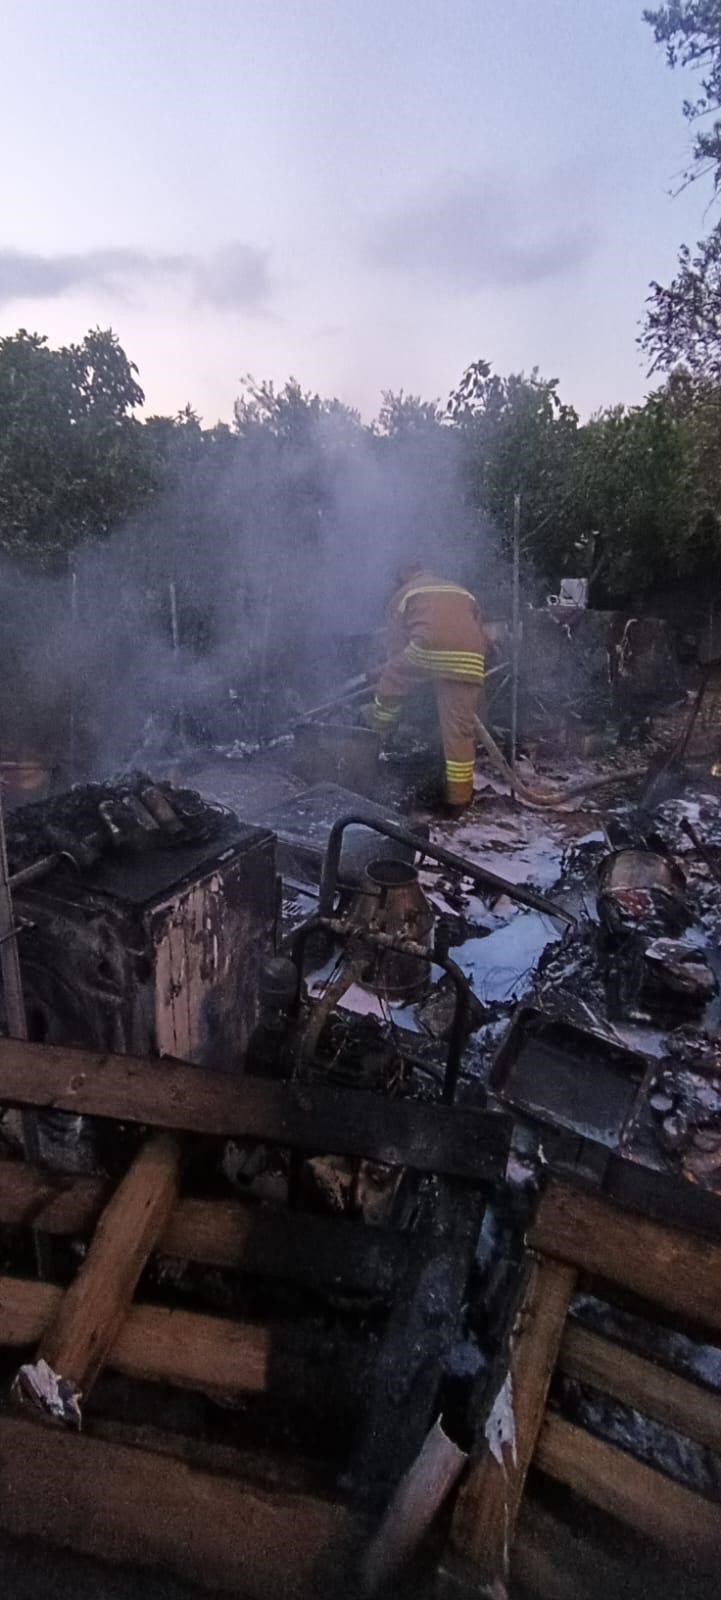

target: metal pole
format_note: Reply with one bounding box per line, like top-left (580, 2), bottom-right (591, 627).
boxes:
top-left (0, 785), bottom-right (30, 1044)
top-left (0, 782), bottom-right (51, 1275)
top-left (169, 580), bottom-right (180, 655)
top-left (510, 492), bottom-right (521, 799)
top-left (169, 580), bottom-right (185, 745)
top-left (68, 560), bottom-right (78, 780)
top-left (255, 575), bottom-right (274, 743)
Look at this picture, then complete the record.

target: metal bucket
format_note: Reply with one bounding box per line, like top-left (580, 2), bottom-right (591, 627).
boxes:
top-left (351, 857), bottom-right (434, 1000)
top-left (598, 848), bottom-right (687, 934)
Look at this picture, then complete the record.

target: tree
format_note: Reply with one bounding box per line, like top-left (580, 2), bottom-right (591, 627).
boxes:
top-left (448, 360), bottom-right (582, 577)
top-left (642, 3), bottom-right (721, 375)
top-left (373, 390), bottom-right (444, 437)
top-left (0, 327), bottom-right (154, 565)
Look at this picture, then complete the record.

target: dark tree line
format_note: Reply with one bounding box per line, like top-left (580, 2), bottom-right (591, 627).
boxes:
top-left (2, 328), bottom-right (721, 621)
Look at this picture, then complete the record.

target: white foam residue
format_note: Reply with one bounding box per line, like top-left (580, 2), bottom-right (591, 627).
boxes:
top-left (457, 912), bottom-right (560, 1003)
top-left (430, 811), bottom-right (566, 890)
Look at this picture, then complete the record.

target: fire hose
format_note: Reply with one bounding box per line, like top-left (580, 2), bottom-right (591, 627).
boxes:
top-left (319, 671), bottom-right (644, 810)
top-left (472, 717), bottom-right (645, 810)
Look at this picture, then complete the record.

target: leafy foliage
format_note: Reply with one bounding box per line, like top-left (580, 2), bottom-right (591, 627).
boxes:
top-left (0, 327), bottom-right (153, 565)
top-left (642, 3), bottom-right (721, 375)
top-left (1, 323), bottom-right (720, 609)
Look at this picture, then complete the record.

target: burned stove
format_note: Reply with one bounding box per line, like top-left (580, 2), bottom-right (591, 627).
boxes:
top-left (8, 778), bottom-right (277, 1071)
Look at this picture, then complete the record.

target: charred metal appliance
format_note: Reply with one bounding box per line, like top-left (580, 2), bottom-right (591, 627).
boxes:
top-left (11, 800), bottom-right (276, 1071)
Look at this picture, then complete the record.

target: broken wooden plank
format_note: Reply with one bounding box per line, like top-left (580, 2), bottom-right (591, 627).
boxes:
top-left (14, 1132), bottom-right (182, 1424)
top-left (606, 1151), bottom-right (721, 1245)
top-left (0, 1158), bottom-right (105, 1233)
top-left (0, 1038), bottom-right (510, 1180)
top-left (528, 1180), bottom-right (721, 1335)
top-left (535, 1413), bottom-right (721, 1558)
top-left (361, 1418), bottom-right (467, 1594)
top-left (0, 1412), bottom-right (356, 1598)
top-left (165, 1195), bottom-right (404, 1296)
top-left (0, 1158), bottom-right (404, 1296)
top-left (512, 1497), bottom-right (691, 1600)
top-left (88, 1415), bottom-right (337, 1502)
top-left (559, 1323), bottom-right (721, 1454)
top-left (440, 1253), bottom-right (576, 1598)
top-left (0, 1273), bottom-right (368, 1407)
top-left (350, 1177), bottom-right (484, 1505)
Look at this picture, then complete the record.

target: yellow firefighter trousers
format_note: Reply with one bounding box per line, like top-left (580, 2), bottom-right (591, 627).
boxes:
top-left (374, 645), bottom-right (484, 806)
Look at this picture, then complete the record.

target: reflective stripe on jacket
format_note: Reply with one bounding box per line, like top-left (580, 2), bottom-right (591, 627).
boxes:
top-left (385, 571), bottom-right (486, 682)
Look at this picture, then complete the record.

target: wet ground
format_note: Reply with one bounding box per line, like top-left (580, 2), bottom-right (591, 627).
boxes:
top-left (178, 741), bottom-right (721, 1062)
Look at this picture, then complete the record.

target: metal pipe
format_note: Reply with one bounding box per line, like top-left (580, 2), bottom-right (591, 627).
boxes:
top-left (9, 854), bottom-right (61, 891)
top-left (68, 560), bottom-right (78, 781)
top-left (300, 954), bottom-right (366, 1065)
top-left (317, 814), bottom-right (574, 925)
top-left (289, 914), bottom-right (476, 1105)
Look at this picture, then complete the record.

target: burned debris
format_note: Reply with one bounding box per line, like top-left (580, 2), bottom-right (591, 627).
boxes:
top-left (0, 600), bottom-right (721, 1600)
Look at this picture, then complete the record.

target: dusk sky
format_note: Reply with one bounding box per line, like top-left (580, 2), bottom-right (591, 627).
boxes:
top-left (0, 0), bottom-right (714, 423)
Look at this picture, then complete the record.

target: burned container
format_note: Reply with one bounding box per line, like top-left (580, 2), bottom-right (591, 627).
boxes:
top-left (490, 1005), bottom-right (653, 1148)
top-left (12, 813), bottom-right (277, 1070)
top-left (351, 857), bottom-right (434, 1001)
top-left (598, 848), bottom-right (688, 936)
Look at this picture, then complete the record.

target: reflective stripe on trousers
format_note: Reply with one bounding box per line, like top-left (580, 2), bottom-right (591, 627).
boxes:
top-left (405, 642), bottom-right (485, 680)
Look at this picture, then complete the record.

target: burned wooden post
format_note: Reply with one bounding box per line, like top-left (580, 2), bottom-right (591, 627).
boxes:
top-left (438, 1251), bottom-right (576, 1598)
top-left (13, 1131), bottom-right (182, 1425)
top-left (349, 1176), bottom-right (486, 1507)
top-left (0, 1037), bottom-right (509, 1181)
top-left (0, 1413), bottom-right (355, 1598)
top-left (361, 1417), bottom-right (467, 1594)
top-left (528, 1179), bottom-right (721, 1335)
top-left (535, 1414), bottom-right (721, 1560)
top-left (0, 1156), bottom-right (406, 1297)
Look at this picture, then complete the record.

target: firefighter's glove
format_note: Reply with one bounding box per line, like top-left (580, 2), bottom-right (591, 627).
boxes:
top-left (358, 702), bottom-right (380, 731)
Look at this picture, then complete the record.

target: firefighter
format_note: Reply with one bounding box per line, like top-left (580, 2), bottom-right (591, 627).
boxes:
top-left (361, 561), bottom-right (487, 814)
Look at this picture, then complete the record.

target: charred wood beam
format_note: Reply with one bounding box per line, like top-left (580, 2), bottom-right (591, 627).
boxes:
top-left (438, 1252), bottom-right (576, 1599)
top-left (0, 1158), bottom-right (405, 1297)
top-left (348, 1177), bottom-right (485, 1508)
top-left (512, 1497), bottom-right (717, 1600)
top-left (0, 1038), bottom-right (510, 1181)
top-left (0, 1274), bottom-right (369, 1411)
top-left (87, 1414), bottom-right (338, 1501)
top-left (528, 1180), bottom-right (721, 1337)
top-left (13, 1132), bottom-right (182, 1425)
top-left (535, 1413), bottom-right (721, 1561)
top-left (360, 1418), bottom-right (467, 1595)
top-left (0, 1412), bottom-right (358, 1598)
top-left (558, 1323), bottom-right (721, 1455)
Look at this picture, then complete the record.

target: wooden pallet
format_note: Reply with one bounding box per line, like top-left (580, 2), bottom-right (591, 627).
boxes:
top-left (0, 1037), bottom-right (509, 1597)
top-left (438, 1178), bottom-right (721, 1599)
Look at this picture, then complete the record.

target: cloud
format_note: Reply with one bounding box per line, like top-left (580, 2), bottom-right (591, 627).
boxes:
top-left (191, 242), bottom-right (270, 310)
top-left (0, 242), bottom-right (271, 312)
top-left (366, 171), bottom-right (596, 292)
